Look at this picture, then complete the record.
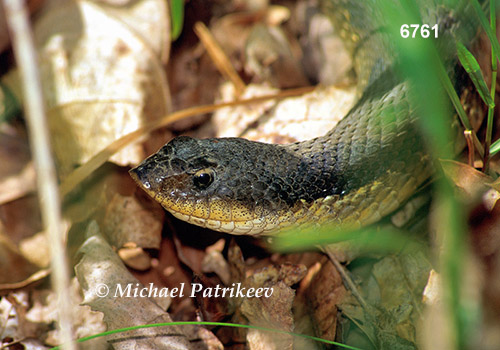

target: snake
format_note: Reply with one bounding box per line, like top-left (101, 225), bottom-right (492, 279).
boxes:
top-left (129, 0), bottom-right (479, 236)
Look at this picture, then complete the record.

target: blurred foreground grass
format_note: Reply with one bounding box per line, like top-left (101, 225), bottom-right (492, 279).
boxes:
top-left (273, 1), bottom-right (497, 349)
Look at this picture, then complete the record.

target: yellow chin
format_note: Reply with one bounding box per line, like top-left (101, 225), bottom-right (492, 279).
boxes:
top-left (152, 194), bottom-right (275, 235)
top-left (167, 207), bottom-right (278, 235)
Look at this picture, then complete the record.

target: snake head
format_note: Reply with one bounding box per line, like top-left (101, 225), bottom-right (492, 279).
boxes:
top-left (129, 136), bottom-right (303, 235)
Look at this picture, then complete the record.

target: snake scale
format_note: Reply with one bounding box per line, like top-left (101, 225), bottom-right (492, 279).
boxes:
top-left (130, 0), bottom-right (480, 236)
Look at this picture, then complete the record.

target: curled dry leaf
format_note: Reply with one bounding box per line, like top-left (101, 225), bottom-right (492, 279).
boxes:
top-left (241, 264), bottom-right (306, 350)
top-left (19, 231), bottom-right (51, 268)
top-left (118, 246), bottom-right (152, 271)
top-left (75, 221), bottom-right (223, 349)
top-left (222, 242), bottom-right (311, 348)
top-left (201, 238), bottom-right (227, 281)
top-left (89, 0), bottom-right (170, 62)
top-left (13, 0), bottom-right (172, 177)
top-left (0, 291), bottom-right (53, 349)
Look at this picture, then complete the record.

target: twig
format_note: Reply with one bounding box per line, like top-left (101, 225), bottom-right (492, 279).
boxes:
top-left (194, 21), bottom-right (246, 97)
top-left (324, 251), bottom-right (369, 311)
top-left (463, 130), bottom-right (475, 167)
top-left (1, 0), bottom-right (75, 349)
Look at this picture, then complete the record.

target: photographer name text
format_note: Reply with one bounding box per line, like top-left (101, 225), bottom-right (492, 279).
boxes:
top-left (94, 282), bottom-right (273, 299)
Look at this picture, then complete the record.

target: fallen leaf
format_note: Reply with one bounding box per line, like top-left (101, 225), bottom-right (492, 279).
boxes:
top-left (24, 278), bottom-right (107, 348)
top-left (303, 256), bottom-right (346, 342)
top-left (213, 84), bottom-right (355, 144)
top-left (0, 227), bottom-right (39, 285)
top-left (245, 24), bottom-right (308, 88)
top-left (7, 0), bottom-right (172, 177)
top-left (0, 132), bottom-right (35, 205)
top-left (440, 159), bottom-right (493, 197)
top-left (103, 193), bottom-right (163, 250)
top-left (75, 221), bottom-right (223, 349)
top-left (18, 230), bottom-right (51, 268)
top-left (241, 269), bottom-right (297, 350)
top-left (339, 251), bottom-right (432, 349)
top-left (202, 250), bottom-right (231, 285)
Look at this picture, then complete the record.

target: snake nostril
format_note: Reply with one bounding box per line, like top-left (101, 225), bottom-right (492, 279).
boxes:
top-left (129, 166), bottom-right (152, 190)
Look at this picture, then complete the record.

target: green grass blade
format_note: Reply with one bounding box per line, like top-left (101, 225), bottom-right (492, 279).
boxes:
top-left (471, 0), bottom-right (500, 63)
top-left (47, 321), bottom-right (365, 350)
top-left (170, 0), bottom-right (184, 41)
top-left (489, 137), bottom-right (500, 156)
top-left (272, 225), bottom-right (423, 254)
top-left (456, 42), bottom-right (495, 107)
top-left (483, 0), bottom-right (498, 171)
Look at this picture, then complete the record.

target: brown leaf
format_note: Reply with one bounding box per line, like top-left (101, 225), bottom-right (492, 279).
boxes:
top-left (0, 229), bottom-right (40, 285)
top-left (75, 221), bottom-right (224, 349)
top-left (240, 264), bottom-right (307, 350)
top-left (241, 273), bottom-right (295, 350)
top-left (103, 193), bottom-right (163, 250)
top-left (202, 249), bottom-right (231, 285)
top-left (303, 256), bottom-right (346, 342)
top-left (0, 132), bottom-right (35, 205)
top-left (23, 278), bottom-right (107, 348)
top-left (245, 24), bottom-right (309, 89)
top-left (440, 159), bottom-right (493, 196)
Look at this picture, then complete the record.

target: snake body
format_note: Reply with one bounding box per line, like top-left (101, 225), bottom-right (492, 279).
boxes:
top-left (130, 0), bottom-right (478, 235)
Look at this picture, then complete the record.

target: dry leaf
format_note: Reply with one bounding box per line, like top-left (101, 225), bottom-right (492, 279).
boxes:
top-left (118, 246), bottom-right (151, 271)
top-left (241, 267), bottom-right (299, 350)
top-left (0, 292), bottom-right (50, 349)
top-left (24, 278), bottom-right (107, 349)
top-left (90, 0), bottom-right (170, 62)
top-left (301, 7), bottom-right (353, 86)
top-left (75, 221), bottom-right (223, 349)
top-left (440, 159), bottom-right (493, 196)
top-left (213, 84), bottom-right (355, 144)
top-left (75, 221), bottom-right (189, 349)
top-left (8, 0), bottom-right (172, 177)
top-left (0, 226), bottom-right (39, 285)
top-left (0, 132), bottom-right (35, 205)
top-left (202, 249), bottom-right (231, 285)
top-left (304, 257), bottom-right (345, 342)
top-left (339, 251), bottom-right (432, 349)
top-left (18, 231), bottom-right (51, 267)
top-left (241, 263), bottom-right (307, 350)
top-left (245, 24), bottom-right (308, 88)
top-left (103, 193), bottom-right (163, 250)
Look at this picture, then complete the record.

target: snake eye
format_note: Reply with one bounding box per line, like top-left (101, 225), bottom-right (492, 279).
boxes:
top-left (193, 169), bottom-right (215, 189)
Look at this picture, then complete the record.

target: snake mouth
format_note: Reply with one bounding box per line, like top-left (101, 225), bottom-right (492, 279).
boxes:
top-left (167, 207), bottom-right (278, 235)
top-left (130, 165), bottom-right (279, 235)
